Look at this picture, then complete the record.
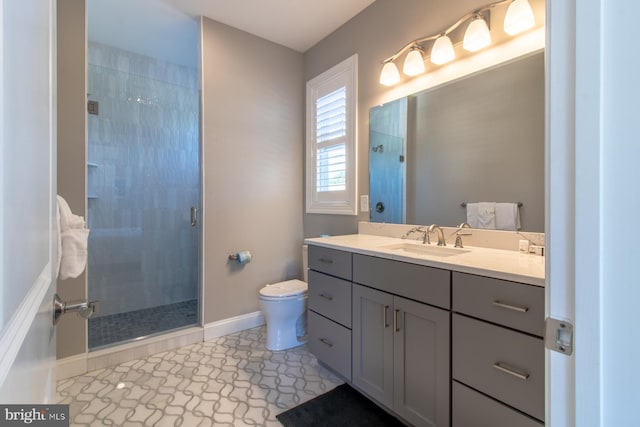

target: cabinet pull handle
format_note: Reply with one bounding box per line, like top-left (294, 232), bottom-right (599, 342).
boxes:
top-left (319, 293), bottom-right (333, 301)
top-left (383, 305), bottom-right (390, 328)
top-left (318, 258), bottom-right (333, 264)
top-left (319, 338), bottom-right (334, 347)
top-left (394, 309), bottom-right (400, 332)
top-left (492, 300), bottom-right (529, 313)
top-left (492, 362), bottom-right (530, 381)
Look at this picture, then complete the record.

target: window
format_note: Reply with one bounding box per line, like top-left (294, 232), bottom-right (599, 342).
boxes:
top-left (306, 54), bottom-right (357, 215)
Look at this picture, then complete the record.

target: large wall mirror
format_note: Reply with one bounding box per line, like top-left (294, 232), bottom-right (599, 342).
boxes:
top-left (369, 50), bottom-right (544, 232)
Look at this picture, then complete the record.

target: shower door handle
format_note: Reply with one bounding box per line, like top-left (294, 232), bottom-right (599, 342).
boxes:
top-left (191, 206), bottom-right (198, 227)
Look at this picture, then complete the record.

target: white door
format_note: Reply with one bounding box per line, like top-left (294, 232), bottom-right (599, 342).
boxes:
top-left (545, 1), bottom-right (577, 425)
top-left (0, 0), bottom-right (57, 402)
top-left (547, 0), bottom-right (640, 425)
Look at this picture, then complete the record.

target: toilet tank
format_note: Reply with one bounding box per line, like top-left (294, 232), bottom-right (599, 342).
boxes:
top-left (302, 245), bottom-right (308, 282)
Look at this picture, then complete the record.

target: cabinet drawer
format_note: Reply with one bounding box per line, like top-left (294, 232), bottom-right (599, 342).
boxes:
top-left (453, 272), bottom-right (544, 336)
top-left (308, 270), bottom-right (352, 328)
top-left (353, 254), bottom-right (450, 309)
top-left (453, 314), bottom-right (544, 421)
top-left (453, 382), bottom-right (543, 427)
top-left (308, 245), bottom-right (352, 280)
top-left (308, 311), bottom-right (351, 380)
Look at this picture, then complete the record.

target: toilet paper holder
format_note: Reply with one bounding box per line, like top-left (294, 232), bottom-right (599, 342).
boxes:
top-left (228, 250), bottom-right (252, 264)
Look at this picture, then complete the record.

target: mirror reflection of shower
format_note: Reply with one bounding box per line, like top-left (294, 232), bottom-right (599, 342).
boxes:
top-left (86, 0), bottom-right (201, 350)
top-left (369, 98), bottom-right (407, 224)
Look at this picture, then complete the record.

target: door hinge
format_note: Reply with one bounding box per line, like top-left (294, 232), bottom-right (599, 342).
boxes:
top-left (545, 317), bottom-right (574, 356)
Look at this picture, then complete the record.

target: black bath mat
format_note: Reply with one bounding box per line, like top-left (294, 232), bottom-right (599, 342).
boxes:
top-left (276, 384), bottom-right (406, 427)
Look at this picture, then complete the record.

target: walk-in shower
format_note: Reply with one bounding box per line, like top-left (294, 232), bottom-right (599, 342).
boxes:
top-left (86, 36), bottom-right (200, 349)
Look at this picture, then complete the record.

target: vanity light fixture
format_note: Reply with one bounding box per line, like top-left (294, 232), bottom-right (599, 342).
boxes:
top-left (463, 15), bottom-right (492, 52)
top-left (504, 0), bottom-right (535, 35)
top-left (430, 34), bottom-right (456, 65)
top-left (379, 61), bottom-right (401, 86)
top-left (378, 0), bottom-right (536, 86)
top-left (403, 46), bottom-right (426, 76)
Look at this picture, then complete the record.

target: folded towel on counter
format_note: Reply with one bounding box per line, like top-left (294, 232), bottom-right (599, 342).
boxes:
top-left (495, 202), bottom-right (521, 231)
top-left (466, 202), bottom-right (496, 229)
top-left (57, 195), bottom-right (90, 280)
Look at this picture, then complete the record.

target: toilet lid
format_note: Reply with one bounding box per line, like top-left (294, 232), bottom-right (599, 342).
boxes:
top-left (259, 279), bottom-right (307, 298)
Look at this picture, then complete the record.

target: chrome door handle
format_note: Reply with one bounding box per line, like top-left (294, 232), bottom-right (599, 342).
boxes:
top-left (492, 362), bottom-right (530, 380)
top-left (191, 206), bottom-right (198, 227)
top-left (394, 309), bottom-right (400, 332)
top-left (492, 300), bottom-right (529, 313)
top-left (53, 294), bottom-right (99, 325)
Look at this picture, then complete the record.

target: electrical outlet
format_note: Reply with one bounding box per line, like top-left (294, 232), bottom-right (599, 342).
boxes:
top-left (519, 239), bottom-right (530, 253)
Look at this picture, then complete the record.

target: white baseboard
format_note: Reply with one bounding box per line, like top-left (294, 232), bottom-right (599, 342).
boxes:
top-left (56, 353), bottom-right (88, 381)
top-left (204, 311), bottom-right (265, 342)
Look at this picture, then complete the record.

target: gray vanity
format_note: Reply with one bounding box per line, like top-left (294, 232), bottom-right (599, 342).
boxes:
top-left (305, 236), bottom-right (544, 427)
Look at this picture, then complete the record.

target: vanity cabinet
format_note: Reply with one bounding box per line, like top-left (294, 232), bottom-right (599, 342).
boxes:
top-left (452, 272), bottom-right (544, 425)
top-left (307, 246), bottom-right (352, 380)
top-left (352, 255), bottom-right (450, 427)
top-left (306, 241), bottom-right (545, 427)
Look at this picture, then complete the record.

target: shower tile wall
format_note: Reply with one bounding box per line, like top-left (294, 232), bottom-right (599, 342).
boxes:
top-left (87, 42), bottom-right (199, 318)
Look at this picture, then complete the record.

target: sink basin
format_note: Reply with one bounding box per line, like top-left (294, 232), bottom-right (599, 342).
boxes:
top-left (378, 242), bottom-right (471, 258)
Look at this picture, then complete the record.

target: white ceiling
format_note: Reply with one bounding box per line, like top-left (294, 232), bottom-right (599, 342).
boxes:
top-left (160, 0), bottom-right (375, 53)
top-left (88, 0), bottom-right (375, 68)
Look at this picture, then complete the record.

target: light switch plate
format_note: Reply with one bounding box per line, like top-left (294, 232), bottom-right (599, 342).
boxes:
top-left (360, 195), bottom-right (369, 213)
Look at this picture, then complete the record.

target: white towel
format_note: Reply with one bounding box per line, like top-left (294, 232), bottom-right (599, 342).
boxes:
top-left (57, 195), bottom-right (90, 280)
top-left (466, 202), bottom-right (496, 229)
top-left (495, 202), bottom-right (521, 231)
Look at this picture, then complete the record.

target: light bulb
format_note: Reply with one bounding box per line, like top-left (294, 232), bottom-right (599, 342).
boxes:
top-left (504, 0), bottom-right (535, 35)
top-left (463, 16), bottom-right (491, 52)
top-left (403, 48), bottom-right (425, 76)
top-left (431, 35), bottom-right (455, 65)
top-left (379, 61), bottom-right (401, 86)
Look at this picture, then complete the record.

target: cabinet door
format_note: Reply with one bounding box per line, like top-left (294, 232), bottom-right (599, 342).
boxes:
top-left (394, 296), bottom-right (450, 427)
top-left (352, 284), bottom-right (394, 408)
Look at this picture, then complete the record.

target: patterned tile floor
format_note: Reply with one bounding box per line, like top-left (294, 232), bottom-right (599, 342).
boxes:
top-left (58, 326), bottom-right (343, 426)
top-left (88, 300), bottom-right (198, 350)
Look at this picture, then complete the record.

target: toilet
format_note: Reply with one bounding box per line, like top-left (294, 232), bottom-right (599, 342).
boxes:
top-left (258, 246), bottom-right (308, 351)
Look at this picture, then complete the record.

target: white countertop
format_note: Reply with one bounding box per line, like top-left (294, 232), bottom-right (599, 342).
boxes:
top-left (304, 234), bottom-right (545, 287)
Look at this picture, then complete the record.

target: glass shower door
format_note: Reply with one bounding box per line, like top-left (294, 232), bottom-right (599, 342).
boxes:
top-left (86, 43), bottom-right (200, 350)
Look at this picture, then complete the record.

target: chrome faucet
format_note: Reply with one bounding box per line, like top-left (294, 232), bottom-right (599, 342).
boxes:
top-left (427, 224), bottom-right (446, 246)
top-left (454, 222), bottom-right (472, 248)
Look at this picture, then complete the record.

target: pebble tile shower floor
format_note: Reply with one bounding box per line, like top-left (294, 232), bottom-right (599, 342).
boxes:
top-left (57, 326), bottom-right (343, 426)
top-left (88, 300), bottom-right (199, 349)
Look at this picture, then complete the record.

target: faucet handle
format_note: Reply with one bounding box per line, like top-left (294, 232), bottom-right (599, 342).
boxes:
top-left (402, 226), bottom-right (426, 240)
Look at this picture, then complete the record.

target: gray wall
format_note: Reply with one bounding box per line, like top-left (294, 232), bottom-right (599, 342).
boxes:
top-left (56, 0), bottom-right (88, 359)
top-left (303, 0), bottom-right (546, 238)
top-left (201, 18), bottom-right (304, 324)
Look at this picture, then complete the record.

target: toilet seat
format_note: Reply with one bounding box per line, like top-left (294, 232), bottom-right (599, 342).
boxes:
top-left (259, 279), bottom-right (307, 301)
